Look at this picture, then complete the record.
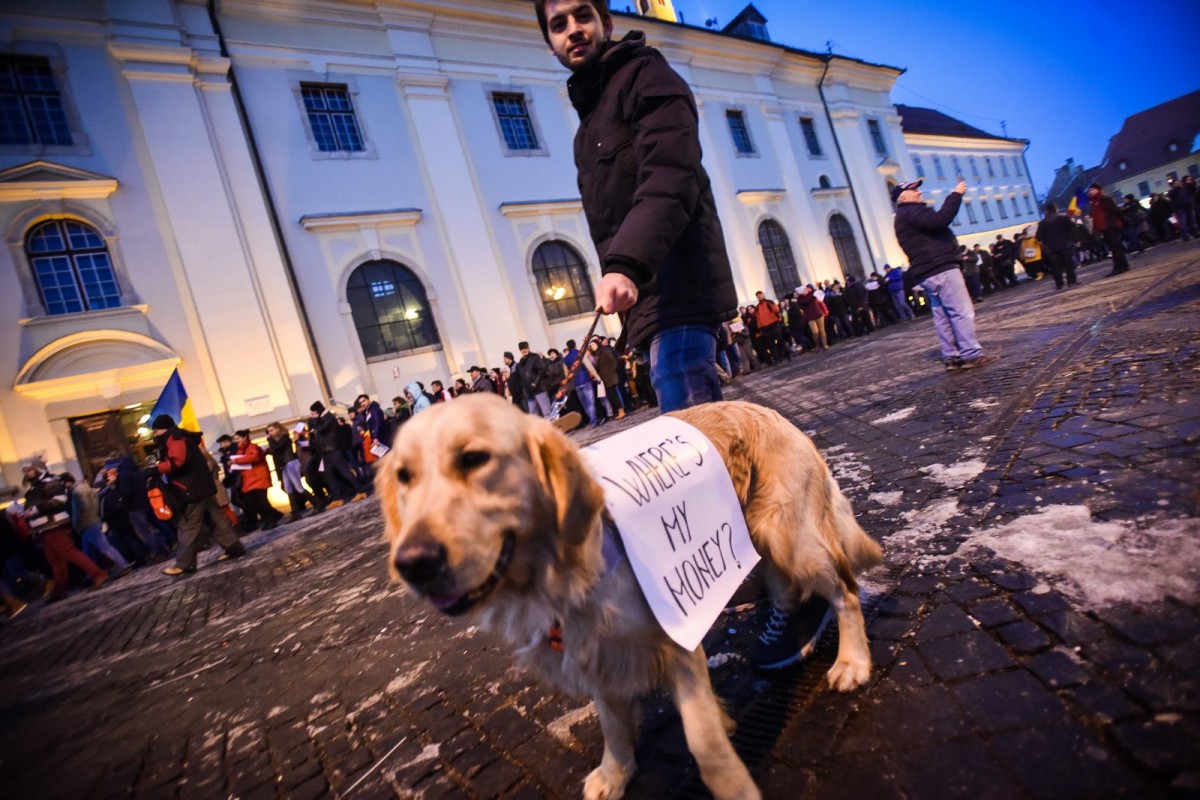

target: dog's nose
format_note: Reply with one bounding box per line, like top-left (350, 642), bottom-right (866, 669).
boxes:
top-left (393, 541), bottom-right (448, 587)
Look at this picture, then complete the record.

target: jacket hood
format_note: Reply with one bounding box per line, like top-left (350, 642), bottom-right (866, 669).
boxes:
top-left (567, 30), bottom-right (652, 115)
top-left (404, 382), bottom-right (423, 396)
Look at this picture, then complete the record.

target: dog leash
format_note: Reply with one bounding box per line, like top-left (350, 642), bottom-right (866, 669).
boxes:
top-left (547, 309), bottom-right (614, 422)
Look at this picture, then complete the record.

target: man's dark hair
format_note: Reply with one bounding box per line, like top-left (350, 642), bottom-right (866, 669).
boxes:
top-left (216, 434), bottom-right (233, 444)
top-left (1045, 202), bottom-right (1058, 213)
top-left (392, 396), bottom-right (403, 404)
top-left (534, 0), bottom-right (611, 44)
top-left (235, 429), bottom-right (250, 439)
top-left (566, 338), bottom-right (577, 349)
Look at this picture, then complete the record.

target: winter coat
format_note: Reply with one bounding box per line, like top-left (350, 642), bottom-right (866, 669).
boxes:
top-left (23, 470), bottom-right (73, 538)
top-left (405, 383), bottom-right (432, 415)
top-left (355, 400), bottom-right (392, 448)
top-left (893, 192), bottom-right (964, 283)
top-left (154, 428), bottom-right (218, 504)
top-left (569, 31), bottom-right (737, 347)
top-left (1036, 211), bottom-right (1075, 254)
top-left (230, 439), bottom-right (272, 492)
top-left (885, 267), bottom-right (905, 292)
top-left (843, 279), bottom-right (869, 311)
top-left (795, 291), bottom-right (827, 322)
top-left (824, 288), bottom-right (849, 317)
top-left (515, 353), bottom-right (550, 398)
top-left (590, 345), bottom-right (620, 387)
top-left (68, 482), bottom-right (101, 530)
top-left (265, 433), bottom-right (296, 481)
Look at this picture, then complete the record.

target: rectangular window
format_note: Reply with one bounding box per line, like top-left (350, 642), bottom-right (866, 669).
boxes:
top-left (0, 55), bottom-right (72, 146)
top-left (981, 199), bottom-right (993, 222)
top-left (933, 155), bottom-right (945, 179)
top-left (965, 201), bottom-right (977, 224)
top-left (985, 157), bottom-right (995, 177)
top-left (1013, 157), bottom-right (1023, 177)
top-left (969, 156), bottom-right (980, 177)
top-left (301, 84), bottom-right (364, 152)
top-left (1023, 193), bottom-right (1034, 214)
top-left (1137, 180), bottom-right (1151, 197)
top-left (1188, 165), bottom-right (1199, 180)
top-left (727, 110), bottom-right (754, 154)
top-left (951, 156), bottom-right (963, 178)
top-left (997, 198), bottom-right (1007, 219)
top-left (492, 93), bottom-right (539, 151)
top-left (1011, 195), bottom-right (1020, 217)
top-left (912, 155), bottom-right (925, 178)
top-left (799, 117), bottom-right (822, 156)
top-left (1167, 171), bottom-right (1178, 182)
top-left (1000, 158), bottom-right (1009, 177)
top-left (867, 119), bottom-right (888, 156)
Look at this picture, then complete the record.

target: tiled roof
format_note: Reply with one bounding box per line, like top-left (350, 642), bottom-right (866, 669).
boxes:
top-left (1093, 89), bottom-right (1200, 184)
top-left (895, 104), bottom-right (1025, 143)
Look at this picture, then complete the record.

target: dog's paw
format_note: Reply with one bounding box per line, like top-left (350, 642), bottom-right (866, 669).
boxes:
top-left (583, 766), bottom-right (628, 800)
top-left (826, 658), bottom-right (870, 691)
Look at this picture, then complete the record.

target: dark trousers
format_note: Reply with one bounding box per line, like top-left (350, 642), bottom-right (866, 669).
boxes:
top-left (1101, 228), bottom-right (1129, 272)
top-left (240, 488), bottom-right (282, 529)
top-left (175, 496), bottom-right (241, 569)
top-left (1043, 249), bottom-right (1077, 288)
top-left (319, 450), bottom-right (360, 500)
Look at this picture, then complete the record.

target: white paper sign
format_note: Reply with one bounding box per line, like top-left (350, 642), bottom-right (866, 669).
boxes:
top-left (581, 416), bottom-right (760, 651)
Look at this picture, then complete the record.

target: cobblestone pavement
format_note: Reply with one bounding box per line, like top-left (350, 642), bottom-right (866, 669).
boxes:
top-left (1, 243), bottom-right (1197, 800)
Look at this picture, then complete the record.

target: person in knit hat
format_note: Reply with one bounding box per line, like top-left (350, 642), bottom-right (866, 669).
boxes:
top-left (21, 457), bottom-right (108, 600)
top-left (150, 415), bottom-right (246, 576)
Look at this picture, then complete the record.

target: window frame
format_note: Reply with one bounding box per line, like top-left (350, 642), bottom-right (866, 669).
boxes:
top-left (25, 218), bottom-right (122, 316)
top-left (828, 213), bottom-right (864, 279)
top-left (725, 108), bottom-right (756, 156)
top-left (798, 116), bottom-right (823, 157)
top-left (933, 155), bottom-right (945, 179)
top-left (289, 74), bottom-right (376, 161)
top-left (912, 155), bottom-right (925, 178)
top-left (981, 199), bottom-right (993, 222)
top-left (487, 87), bottom-right (549, 157)
top-left (0, 47), bottom-right (90, 157)
top-left (346, 260), bottom-right (441, 360)
top-left (757, 218), bottom-right (801, 300)
top-left (866, 118), bottom-right (888, 157)
top-left (965, 201), bottom-right (978, 224)
top-left (532, 240), bottom-right (597, 322)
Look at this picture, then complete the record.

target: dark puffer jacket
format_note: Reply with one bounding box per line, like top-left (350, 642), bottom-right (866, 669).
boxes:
top-left (893, 192), bottom-right (964, 283)
top-left (569, 31), bottom-right (737, 347)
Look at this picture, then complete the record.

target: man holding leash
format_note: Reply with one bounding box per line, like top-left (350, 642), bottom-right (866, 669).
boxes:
top-left (536, 0), bottom-right (830, 669)
top-left (893, 179), bottom-right (995, 371)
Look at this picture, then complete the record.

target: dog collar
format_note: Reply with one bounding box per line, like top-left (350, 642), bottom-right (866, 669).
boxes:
top-left (549, 514), bottom-right (626, 653)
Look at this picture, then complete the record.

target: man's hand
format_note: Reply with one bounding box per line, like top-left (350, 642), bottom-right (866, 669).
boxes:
top-left (953, 180), bottom-right (968, 195)
top-left (596, 272), bottom-right (638, 314)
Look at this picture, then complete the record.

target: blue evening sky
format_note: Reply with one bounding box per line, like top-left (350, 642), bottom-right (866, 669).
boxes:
top-left (637, 0), bottom-right (1200, 195)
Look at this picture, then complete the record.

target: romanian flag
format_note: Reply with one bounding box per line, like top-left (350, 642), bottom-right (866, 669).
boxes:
top-left (1067, 188), bottom-right (1089, 217)
top-left (149, 368), bottom-right (200, 432)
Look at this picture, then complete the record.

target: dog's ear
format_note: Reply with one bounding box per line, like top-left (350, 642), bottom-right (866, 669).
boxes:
top-left (527, 421), bottom-right (604, 546)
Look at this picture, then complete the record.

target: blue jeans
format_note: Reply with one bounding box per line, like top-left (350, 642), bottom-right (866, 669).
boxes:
top-left (920, 269), bottom-right (982, 361)
top-left (80, 523), bottom-right (131, 571)
top-left (890, 288), bottom-right (915, 320)
top-left (573, 380), bottom-right (597, 425)
top-left (648, 326), bottom-right (722, 413)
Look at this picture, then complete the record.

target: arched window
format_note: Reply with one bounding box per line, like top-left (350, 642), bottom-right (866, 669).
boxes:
top-left (26, 219), bottom-right (120, 315)
top-left (758, 219), bottom-right (800, 298)
top-left (829, 213), bottom-right (864, 279)
top-left (818, 175), bottom-right (832, 189)
top-left (532, 240), bottom-right (595, 320)
top-left (346, 260), bottom-right (439, 358)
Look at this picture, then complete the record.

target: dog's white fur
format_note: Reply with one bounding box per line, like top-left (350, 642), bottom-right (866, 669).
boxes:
top-left (378, 394), bottom-right (881, 800)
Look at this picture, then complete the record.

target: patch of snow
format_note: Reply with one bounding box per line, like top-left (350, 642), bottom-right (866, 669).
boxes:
top-left (958, 506), bottom-right (1200, 607)
top-left (921, 460), bottom-right (986, 489)
top-left (875, 407), bottom-right (916, 424)
top-left (869, 491), bottom-right (904, 507)
top-left (385, 661), bottom-right (429, 695)
top-left (969, 398), bottom-right (999, 410)
top-left (546, 703), bottom-right (596, 746)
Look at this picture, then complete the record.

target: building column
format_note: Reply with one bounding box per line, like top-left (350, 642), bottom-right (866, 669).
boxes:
top-left (111, 41), bottom-right (318, 423)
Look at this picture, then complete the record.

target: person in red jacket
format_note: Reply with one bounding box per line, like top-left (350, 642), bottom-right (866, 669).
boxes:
top-left (152, 415), bottom-right (245, 576)
top-left (229, 429), bottom-right (283, 532)
top-left (21, 457), bottom-right (107, 601)
top-left (1087, 182), bottom-right (1130, 277)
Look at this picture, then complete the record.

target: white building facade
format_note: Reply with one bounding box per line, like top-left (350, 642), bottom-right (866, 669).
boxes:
top-left (0, 0), bottom-right (939, 488)
top-left (895, 104), bottom-right (1038, 249)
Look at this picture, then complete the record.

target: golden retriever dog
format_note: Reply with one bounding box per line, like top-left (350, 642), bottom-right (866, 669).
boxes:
top-left (378, 394), bottom-right (881, 800)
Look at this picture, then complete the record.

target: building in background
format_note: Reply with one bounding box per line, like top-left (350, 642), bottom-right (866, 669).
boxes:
top-left (1092, 89), bottom-right (1200, 201)
top-left (895, 104), bottom-right (1037, 248)
top-left (1044, 158), bottom-right (1103, 217)
top-left (0, 0), bottom-right (992, 488)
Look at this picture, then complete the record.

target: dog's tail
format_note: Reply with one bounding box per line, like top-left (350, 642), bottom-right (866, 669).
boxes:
top-left (827, 472), bottom-right (883, 573)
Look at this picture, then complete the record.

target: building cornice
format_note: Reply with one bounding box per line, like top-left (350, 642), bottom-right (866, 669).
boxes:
top-left (498, 199), bottom-right (582, 218)
top-left (299, 208), bottom-right (423, 231)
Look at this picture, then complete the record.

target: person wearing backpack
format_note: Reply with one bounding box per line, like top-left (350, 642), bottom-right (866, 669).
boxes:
top-left (150, 415), bottom-right (246, 576)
